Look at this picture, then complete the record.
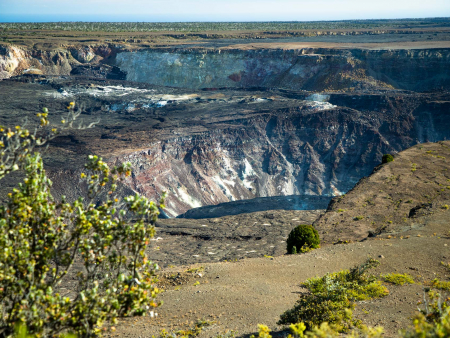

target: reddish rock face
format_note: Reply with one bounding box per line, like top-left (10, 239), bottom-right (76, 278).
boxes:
top-left (228, 72), bottom-right (242, 82)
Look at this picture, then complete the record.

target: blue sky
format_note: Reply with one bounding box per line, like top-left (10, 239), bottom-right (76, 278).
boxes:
top-left (0, 0), bottom-right (449, 22)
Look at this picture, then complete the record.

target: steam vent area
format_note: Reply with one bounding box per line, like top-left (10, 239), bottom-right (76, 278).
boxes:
top-left (1, 25), bottom-right (450, 268)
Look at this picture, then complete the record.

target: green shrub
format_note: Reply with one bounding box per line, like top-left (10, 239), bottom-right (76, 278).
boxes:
top-left (159, 320), bottom-right (213, 338)
top-left (286, 225), bottom-right (320, 254)
top-left (278, 259), bottom-right (388, 331)
top-left (402, 307), bottom-right (450, 338)
top-left (275, 291), bottom-right (449, 338)
top-left (402, 290), bottom-right (450, 337)
top-left (431, 278), bottom-right (450, 291)
top-left (382, 273), bottom-right (415, 285)
top-left (382, 154), bottom-right (394, 164)
top-left (0, 109), bottom-right (165, 337)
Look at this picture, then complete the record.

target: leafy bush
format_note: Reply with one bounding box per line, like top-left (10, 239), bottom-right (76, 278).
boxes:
top-left (402, 290), bottom-right (450, 337)
top-left (286, 225), bottom-right (320, 254)
top-left (382, 154), bottom-right (394, 164)
top-left (0, 108), bottom-right (165, 337)
top-left (382, 273), bottom-right (415, 285)
top-left (278, 259), bottom-right (388, 331)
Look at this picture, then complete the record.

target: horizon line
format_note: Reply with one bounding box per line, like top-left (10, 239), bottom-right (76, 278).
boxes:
top-left (1, 16), bottom-right (450, 24)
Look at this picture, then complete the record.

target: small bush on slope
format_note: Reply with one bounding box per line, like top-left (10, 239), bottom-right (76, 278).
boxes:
top-left (278, 258), bottom-right (388, 331)
top-left (286, 225), bottom-right (320, 254)
top-left (382, 154), bottom-right (394, 164)
top-left (382, 273), bottom-right (415, 285)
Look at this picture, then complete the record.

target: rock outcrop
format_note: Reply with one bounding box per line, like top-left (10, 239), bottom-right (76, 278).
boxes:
top-left (0, 44), bottom-right (115, 80)
top-left (115, 48), bottom-right (450, 92)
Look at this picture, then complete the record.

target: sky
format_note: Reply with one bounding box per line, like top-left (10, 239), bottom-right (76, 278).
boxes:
top-left (0, 0), bottom-right (449, 22)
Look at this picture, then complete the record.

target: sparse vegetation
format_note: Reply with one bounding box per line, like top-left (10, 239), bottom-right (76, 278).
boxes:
top-left (382, 273), bottom-right (415, 285)
top-left (278, 258), bottom-right (388, 331)
top-left (382, 154), bottom-right (394, 164)
top-left (286, 225), bottom-right (320, 254)
top-left (159, 319), bottom-right (214, 338)
top-left (441, 261), bottom-right (450, 272)
top-left (186, 266), bottom-right (204, 275)
top-left (402, 290), bottom-right (450, 337)
top-left (1, 18), bottom-right (449, 33)
top-left (431, 278), bottom-right (450, 291)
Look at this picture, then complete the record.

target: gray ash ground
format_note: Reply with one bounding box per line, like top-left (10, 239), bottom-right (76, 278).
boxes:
top-left (176, 195), bottom-right (330, 219)
top-left (151, 209), bottom-right (324, 267)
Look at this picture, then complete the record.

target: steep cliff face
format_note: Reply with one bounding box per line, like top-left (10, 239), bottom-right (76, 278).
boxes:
top-left (0, 44), bottom-right (114, 80)
top-left (3, 44), bottom-right (450, 92)
top-left (115, 48), bottom-right (450, 91)
top-left (98, 97), bottom-right (450, 217)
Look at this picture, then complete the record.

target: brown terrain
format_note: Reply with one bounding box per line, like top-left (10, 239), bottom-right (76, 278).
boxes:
top-left (1, 20), bottom-right (450, 337)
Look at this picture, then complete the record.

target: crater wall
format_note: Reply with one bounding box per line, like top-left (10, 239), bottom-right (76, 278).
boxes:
top-left (100, 99), bottom-right (450, 217)
top-left (115, 48), bottom-right (450, 91)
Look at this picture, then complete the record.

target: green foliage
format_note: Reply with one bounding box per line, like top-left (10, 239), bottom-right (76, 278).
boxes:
top-left (158, 320), bottom-right (213, 338)
top-left (286, 225), bottom-right (320, 255)
top-left (402, 290), bottom-right (450, 337)
top-left (278, 259), bottom-right (387, 331)
top-left (263, 322), bottom-right (384, 338)
top-left (14, 324), bottom-right (77, 338)
top-left (0, 110), bottom-right (165, 337)
top-left (274, 291), bottom-right (449, 338)
top-left (251, 324), bottom-right (272, 338)
top-left (402, 309), bottom-right (450, 338)
top-left (431, 278), bottom-right (450, 291)
top-left (292, 246), bottom-right (297, 255)
top-left (382, 154), bottom-right (394, 164)
top-left (185, 266), bottom-right (204, 275)
top-left (382, 273), bottom-right (415, 285)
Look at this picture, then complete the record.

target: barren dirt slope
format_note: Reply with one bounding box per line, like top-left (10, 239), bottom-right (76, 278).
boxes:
top-left (314, 140), bottom-right (450, 243)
